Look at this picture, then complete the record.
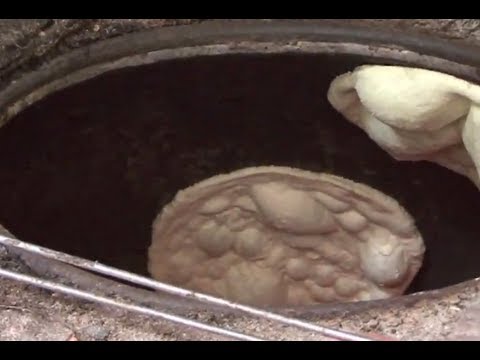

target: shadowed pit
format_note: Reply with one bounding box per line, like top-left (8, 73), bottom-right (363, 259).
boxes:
top-left (0, 53), bottom-right (477, 297)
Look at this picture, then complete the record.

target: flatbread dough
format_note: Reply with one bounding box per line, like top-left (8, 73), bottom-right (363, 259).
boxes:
top-left (148, 166), bottom-right (424, 307)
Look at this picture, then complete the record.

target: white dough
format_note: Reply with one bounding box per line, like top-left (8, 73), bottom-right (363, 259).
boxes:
top-left (328, 65), bottom-right (480, 187)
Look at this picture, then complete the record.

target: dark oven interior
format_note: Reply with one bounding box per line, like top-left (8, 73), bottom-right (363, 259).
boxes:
top-left (0, 53), bottom-right (477, 296)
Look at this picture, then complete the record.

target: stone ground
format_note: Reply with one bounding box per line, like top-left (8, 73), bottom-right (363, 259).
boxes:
top-left (2, 243), bottom-right (480, 341)
top-left (1, 19), bottom-right (480, 341)
top-left (1, 19), bottom-right (480, 92)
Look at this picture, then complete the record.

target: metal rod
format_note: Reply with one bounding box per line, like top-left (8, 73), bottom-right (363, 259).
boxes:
top-left (0, 235), bottom-right (373, 341)
top-left (0, 267), bottom-right (262, 341)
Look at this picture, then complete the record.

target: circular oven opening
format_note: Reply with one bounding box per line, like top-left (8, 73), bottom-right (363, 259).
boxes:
top-left (0, 21), bottom-right (479, 307)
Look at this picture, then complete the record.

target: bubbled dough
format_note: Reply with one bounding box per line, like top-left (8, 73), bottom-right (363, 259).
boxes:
top-left (148, 166), bottom-right (425, 307)
top-left (327, 65), bottom-right (480, 188)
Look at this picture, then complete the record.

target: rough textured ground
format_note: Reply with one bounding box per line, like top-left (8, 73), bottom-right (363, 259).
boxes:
top-left (2, 240), bottom-right (479, 341)
top-left (1, 19), bottom-right (480, 341)
top-left (1, 19), bottom-right (480, 91)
